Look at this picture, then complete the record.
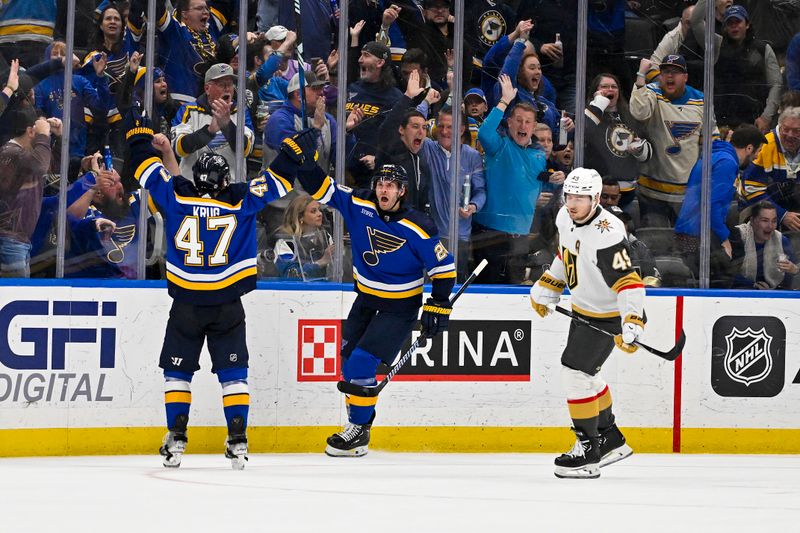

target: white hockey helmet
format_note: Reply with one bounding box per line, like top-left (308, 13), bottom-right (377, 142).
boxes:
top-left (562, 167), bottom-right (602, 201)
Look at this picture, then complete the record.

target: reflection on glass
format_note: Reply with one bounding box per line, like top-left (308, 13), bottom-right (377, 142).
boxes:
top-left (0, 109), bottom-right (61, 278)
top-left (4, 0), bottom-right (781, 289)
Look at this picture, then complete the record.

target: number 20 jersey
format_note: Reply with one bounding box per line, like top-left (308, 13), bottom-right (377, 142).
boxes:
top-left (135, 157), bottom-right (292, 305)
top-left (552, 205), bottom-right (644, 320)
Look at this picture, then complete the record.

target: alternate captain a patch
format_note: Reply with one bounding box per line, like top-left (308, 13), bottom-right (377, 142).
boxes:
top-left (362, 227), bottom-right (406, 266)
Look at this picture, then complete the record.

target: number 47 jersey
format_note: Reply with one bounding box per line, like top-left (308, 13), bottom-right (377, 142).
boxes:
top-left (552, 205), bottom-right (644, 320)
top-left (135, 157), bottom-right (292, 305)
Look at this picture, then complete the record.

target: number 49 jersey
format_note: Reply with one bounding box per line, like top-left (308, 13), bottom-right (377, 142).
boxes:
top-left (551, 205), bottom-right (644, 320)
top-left (135, 157), bottom-right (292, 305)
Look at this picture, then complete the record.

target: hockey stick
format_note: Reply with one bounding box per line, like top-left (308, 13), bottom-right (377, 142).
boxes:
top-left (337, 258), bottom-right (489, 397)
top-left (293, 0), bottom-right (307, 124)
top-left (553, 306), bottom-right (685, 361)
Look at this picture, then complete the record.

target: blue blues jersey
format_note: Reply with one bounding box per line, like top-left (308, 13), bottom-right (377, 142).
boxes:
top-left (66, 189), bottom-right (154, 279)
top-left (34, 72), bottom-right (109, 158)
top-left (80, 29), bottom-right (141, 125)
top-left (299, 167), bottom-right (456, 311)
top-left (133, 156), bottom-right (292, 304)
top-left (154, 8), bottom-right (223, 103)
top-left (0, 0), bottom-right (56, 44)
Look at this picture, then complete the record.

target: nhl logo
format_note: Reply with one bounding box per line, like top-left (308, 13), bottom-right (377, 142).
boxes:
top-left (711, 316), bottom-right (785, 398)
top-left (723, 327), bottom-right (772, 386)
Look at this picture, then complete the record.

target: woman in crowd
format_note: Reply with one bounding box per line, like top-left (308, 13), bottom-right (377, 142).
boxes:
top-left (82, 3), bottom-right (137, 94)
top-left (583, 72), bottom-right (651, 207)
top-left (492, 22), bottom-right (573, 142)
top-left (273, 194), bottom-right (334, 281)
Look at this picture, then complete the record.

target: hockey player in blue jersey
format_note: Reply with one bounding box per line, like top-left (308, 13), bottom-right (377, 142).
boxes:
top-left (124, 105), bottom-right (305, 469)
top-left (285, 130), bottom-right (457, 456)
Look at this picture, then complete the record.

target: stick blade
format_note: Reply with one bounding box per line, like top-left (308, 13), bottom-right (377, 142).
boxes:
top-left (336, 380), bottom-right (382, 397)
top-left (647, 329), bottom-right (686, 361)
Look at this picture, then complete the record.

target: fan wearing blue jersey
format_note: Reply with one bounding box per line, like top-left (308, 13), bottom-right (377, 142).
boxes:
top-left (124, 105), bottom-right (304, 469)
top-left (286, 130), bottom-right (457, 457)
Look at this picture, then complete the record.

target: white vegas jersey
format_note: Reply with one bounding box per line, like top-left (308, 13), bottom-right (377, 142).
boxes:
top-left (546, 206), bottom-right (645, 319)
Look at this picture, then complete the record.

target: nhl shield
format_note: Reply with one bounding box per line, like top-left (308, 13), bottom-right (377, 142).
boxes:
top-left (723, 327), bottom-right (772, 386)
top-left (711, 316), bottom-right (785, 397)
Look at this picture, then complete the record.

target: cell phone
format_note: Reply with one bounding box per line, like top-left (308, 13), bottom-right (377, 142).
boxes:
top-left (310, 57), bottom-right (323, 67)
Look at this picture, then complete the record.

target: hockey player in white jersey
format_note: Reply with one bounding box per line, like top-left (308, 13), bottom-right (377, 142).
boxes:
top-left (530, 168), bottom-right (645, 479)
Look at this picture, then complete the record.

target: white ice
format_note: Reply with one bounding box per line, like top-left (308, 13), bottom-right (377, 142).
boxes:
top-left (2, 452), bottom-right (798, 532)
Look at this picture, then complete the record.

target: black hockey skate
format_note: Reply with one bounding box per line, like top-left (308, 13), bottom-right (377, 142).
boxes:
top-left (224, 416), bottom-right (248, 470)
top-left (159, 414), bottom-right (188, 468)
top-left (554, 429), bottom-right (601, 479)
top-left (325, 422), bottom-right (371, 457)
top-left (598, 424), bottom-right (633, 468)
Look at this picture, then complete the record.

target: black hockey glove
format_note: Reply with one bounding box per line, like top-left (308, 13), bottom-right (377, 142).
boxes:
top-left (123, 102), bottom-right (154, 145)
top-left (280, 128), bottom-right (319, 170)
top-left (420, 298), bottom-right (452, 338)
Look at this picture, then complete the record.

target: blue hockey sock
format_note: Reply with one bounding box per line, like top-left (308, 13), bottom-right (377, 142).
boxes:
top-left (342, 347), bottom-right (380, 425)
top-left (164, 371), bottom-right (193, 431)
top-left (218, 367), bottom-right (249, 434)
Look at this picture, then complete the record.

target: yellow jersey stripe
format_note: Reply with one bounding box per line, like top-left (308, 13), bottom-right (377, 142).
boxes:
top-left (175, 135), bottom-right (189, 158)
top-left (356, 280), bottom-right (424, 299)
top-left (611, 272), bottom-right (644, 293)
top-left (134, 157), bottom-right (162, 185)
top-left (430, 271), bottom-right (457, 280)
top-left (572, 304), bottom-right (620, 319)
top-left (167, 267), bottom-right (257, 291)
top-left (352, 196), bottom-right (377, 210)
top-left (638, 176), bottom-right (687, 194)
top-left (0, 25), bottom-right (53, 37)
top-left (173, 194), bottom-right (243, 209)
top-left (310, 176), bottom-right (334, 201)
top-left (210, 7), bottom-right (227, 25)
top-left (398, 219), bottom-right (430, 239)
top-left (180, 105), bottom-right (203, 124)
top-left (267, 170), bottom-right (293, 194)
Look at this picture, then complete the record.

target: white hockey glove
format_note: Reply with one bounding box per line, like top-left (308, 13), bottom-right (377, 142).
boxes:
top-left (614, 314), bottom-right (644, 354)
top-left (530, 272), bottom-right (565, 318)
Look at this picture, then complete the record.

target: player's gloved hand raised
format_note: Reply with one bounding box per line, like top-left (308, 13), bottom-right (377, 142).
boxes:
top-left (420, 298), bottom-right (452, 338)
top-left (280, 128), bottom-right (318, 170)
top-left (122, 102), bottom-right (154, 144)
top-left (529, 272), bottom-right (565, 318)
top-left (614, 314), bottom-right (644, 354)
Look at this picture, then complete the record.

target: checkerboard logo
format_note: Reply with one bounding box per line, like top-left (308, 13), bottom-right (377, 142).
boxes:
top-left (297, 320), bottom-right (341, 382)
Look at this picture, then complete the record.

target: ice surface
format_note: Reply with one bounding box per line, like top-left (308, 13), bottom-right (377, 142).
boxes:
top-left (2, 452), bottom-right (798, 532)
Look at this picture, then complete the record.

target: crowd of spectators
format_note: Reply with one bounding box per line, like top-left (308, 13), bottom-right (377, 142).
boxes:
top-left (1, 0), bottom-right (800, 290)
